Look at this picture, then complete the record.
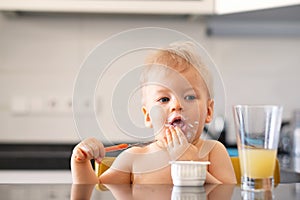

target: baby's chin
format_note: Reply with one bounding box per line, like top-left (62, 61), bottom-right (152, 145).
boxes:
top-left (185, 131), bottom-right (196, 143)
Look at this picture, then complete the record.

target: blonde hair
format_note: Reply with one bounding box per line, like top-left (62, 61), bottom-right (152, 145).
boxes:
top-left (141, 41), bottom-right (214, 98)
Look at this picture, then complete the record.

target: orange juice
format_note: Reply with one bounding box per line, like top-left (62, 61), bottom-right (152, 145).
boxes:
top-left (239, 149), bottom-right (277, 179)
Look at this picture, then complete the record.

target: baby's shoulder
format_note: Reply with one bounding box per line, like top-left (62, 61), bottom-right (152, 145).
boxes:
top-left (111, 146), bottom-right (152, 170)
top-left (115, 146), bottom-right (150, 161)
top-left (200, 139), bottom-right (225, 147)
top-left (109, 148), bottom-right (139, 173)
top-left (196, 140), bottom-right (227, 157)
top-left (196, 139), bottom-right (220, 149)
top-left (125, 146), bottom-right (150, 154)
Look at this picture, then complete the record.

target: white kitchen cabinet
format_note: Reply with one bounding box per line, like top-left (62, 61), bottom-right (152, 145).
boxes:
top-left (0, 0), bottom-right (300, 15)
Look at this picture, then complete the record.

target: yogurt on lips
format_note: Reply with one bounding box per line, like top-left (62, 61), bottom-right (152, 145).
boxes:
top-left (165, 113), bottom-right (200, 143)
top-left (166, 114), bottom-right (187, 131)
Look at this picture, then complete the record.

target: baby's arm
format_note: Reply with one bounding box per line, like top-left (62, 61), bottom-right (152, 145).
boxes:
top-left (99, 152), bottom-right (132, 184)
top-left (71, 138), bottom-right (105, 184)
top-left (206, 141), bottom-right (237, 184)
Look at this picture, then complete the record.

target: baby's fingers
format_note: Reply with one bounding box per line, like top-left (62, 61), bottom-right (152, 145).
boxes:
top-left (174, 126), bottom-right (188, 145)
top-left (169, 126), bottom-right (181, 146)
top-left (166, 129), bottom-right (174, 147)
top-left (73, 138), bottom-right (105, 163)
top-left (87, 139), bottom-right (105, 162)
top-left (73, 147), bottom-right (88, 162)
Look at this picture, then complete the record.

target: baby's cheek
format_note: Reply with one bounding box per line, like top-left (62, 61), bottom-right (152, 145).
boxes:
top-left (184, 121), bottom-right (200, 143)
top-left (149, 105), bottom-right (167, 135)
top-left (185, 131), bottom-right (195, 143)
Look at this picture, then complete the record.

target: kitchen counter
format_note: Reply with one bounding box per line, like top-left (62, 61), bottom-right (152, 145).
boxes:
top-left (1, 183), bottom-right (300, 200)
top-left (0, 170), bottom-right (72, 184)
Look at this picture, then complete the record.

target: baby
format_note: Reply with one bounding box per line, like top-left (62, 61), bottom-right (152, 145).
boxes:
top-left (71, 41), bottom-right (236, 184)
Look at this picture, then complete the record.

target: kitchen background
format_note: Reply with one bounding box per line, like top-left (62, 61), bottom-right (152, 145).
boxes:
top-left (0, 2), bottom-right (300, 182)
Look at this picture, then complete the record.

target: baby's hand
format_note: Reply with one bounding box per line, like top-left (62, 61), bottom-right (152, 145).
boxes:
top-left (72, 138), bottom-right (105, 163)
top-left (163, 126), bottom-right (198, 161)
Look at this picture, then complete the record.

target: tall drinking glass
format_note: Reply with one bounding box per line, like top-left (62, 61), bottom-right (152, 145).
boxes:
top-left (233, 105), bottom-right (283, 191)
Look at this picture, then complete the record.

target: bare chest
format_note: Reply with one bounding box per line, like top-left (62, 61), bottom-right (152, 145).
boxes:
top-left (131, 150), bottom-right (172, 184)
top-left (132, 165), bottom-right (172, 184)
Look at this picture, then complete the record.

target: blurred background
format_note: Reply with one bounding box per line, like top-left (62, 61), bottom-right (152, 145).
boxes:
top-left (0, 1), bottom-right (300, 183)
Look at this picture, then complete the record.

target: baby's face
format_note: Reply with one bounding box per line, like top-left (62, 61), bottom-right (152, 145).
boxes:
top-left (142, 65), bottom-right (214, 143)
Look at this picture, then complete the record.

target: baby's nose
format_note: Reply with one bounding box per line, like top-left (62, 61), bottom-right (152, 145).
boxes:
top-left (170, 98), bottom-right (183, 112)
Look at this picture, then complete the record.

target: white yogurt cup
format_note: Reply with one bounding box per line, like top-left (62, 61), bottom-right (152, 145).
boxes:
top-left (170, 161), bottom-right (210, 186)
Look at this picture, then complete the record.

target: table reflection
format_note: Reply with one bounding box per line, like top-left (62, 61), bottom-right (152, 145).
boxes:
top-left (71, 184), bottom-right (235, 200)
top-left (0, 183), bottom-right (299, 199)
top-left (241, 190), bottom-right (274, 200)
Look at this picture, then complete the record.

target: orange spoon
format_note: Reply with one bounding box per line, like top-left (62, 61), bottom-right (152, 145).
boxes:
top-left (104, 143), bottom-right (129, 152)
top-left (104, 140), bottom-right (157, 152)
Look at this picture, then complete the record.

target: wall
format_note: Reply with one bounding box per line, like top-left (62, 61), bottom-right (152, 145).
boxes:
top-left (0, 8), bottom-right (300, 145)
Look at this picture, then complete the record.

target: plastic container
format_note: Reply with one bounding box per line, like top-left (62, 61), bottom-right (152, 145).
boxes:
top-left (170, 161), bottom-right (210, 186)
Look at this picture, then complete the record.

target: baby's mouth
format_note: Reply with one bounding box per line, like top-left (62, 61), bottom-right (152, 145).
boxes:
top-left (167, 115), bottom-right (186, 131)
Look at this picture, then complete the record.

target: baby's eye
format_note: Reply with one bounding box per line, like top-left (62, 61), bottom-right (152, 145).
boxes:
top-left (184, 95), bottom-right (196, 101)
top-left (158, 97), bottom-right (170, 103)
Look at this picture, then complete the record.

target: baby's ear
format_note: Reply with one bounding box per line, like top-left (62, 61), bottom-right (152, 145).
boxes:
top-left (142, 106), bottom-right (153, 128)
top-left (205, 99), bottom-right (214, 123)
